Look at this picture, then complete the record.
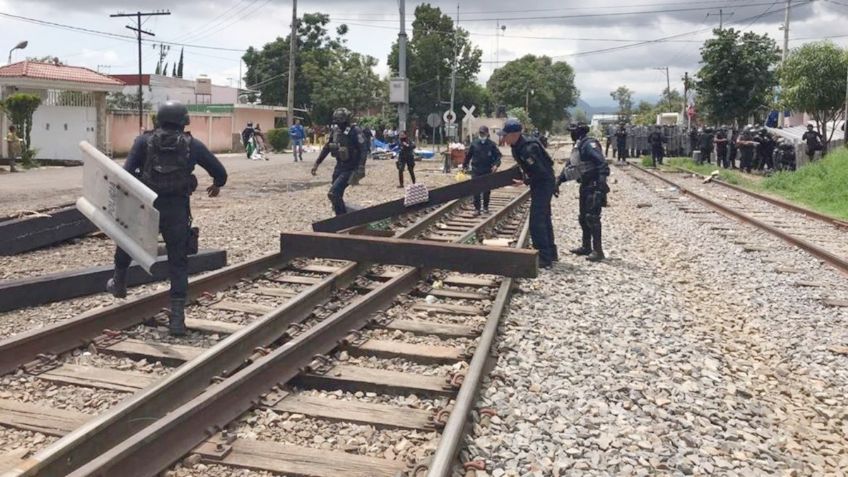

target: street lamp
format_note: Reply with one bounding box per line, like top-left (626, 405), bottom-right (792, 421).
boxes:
top-left (8, 40), bottom-right (28, 65)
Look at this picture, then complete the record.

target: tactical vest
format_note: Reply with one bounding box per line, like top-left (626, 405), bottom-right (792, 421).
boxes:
top-left (142, 129), bottom-right (196, 196)
top-left (517, 138), bottom-right (553, 171)
top-left (329, 127), bottom-right (355, 162)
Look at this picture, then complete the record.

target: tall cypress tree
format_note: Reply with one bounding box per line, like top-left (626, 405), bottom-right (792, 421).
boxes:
top-left (172, 63), bottom-right (177, 77)
top-left (177, 48), bottom-right (184, 78)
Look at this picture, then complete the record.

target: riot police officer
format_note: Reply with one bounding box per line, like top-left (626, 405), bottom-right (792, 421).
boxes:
top-left (498, 118), bottom-right (557, 268)
top-left (801, 124), bottom-right (823, 163)
top-left (559, 122), bottom-right (610, 262)
top-left (463, 125), bottom-right (502, 215)
top-left (698, 127), bottom-right (714, 165)
top-left (614, 122), bottom-right (628, 162)
top-left (106, 100), bottom-right (228, 336)
top-left (737, 127), bottom-right (758, 173)
top-left (396, 130), bottom-right (416, 188)
top-left (647, 125), bottom-right (666, 167)
top-left (714, 127), bottom-right (729, 168)
top-left (311, 108), bottom-right (366, 215)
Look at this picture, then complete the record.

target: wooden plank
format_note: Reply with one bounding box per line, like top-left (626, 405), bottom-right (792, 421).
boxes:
top-left (293, 365), bottom-right (452, 396)
top-left (443, 275), bottom-right (498, 288)
top-left (384, 319), bottom-right (478, 338)
top-left (823, 298), bottom-right (848, 308)
top-left (105, 339), bottom-right (203, 365)
top-left (311, 167), bottom-right (522, 233)
top-left (426, 288), bottom-right (489, 300)
top-left (39, 363), bottom-right (158, 392)
top-left (0, 399), bottom-right (89, 436)
top-left (0, 449), bottom-right (31, 474)
top-left (196, 438), bottom-right (405, 477)
top-left (412, 302), bottom-right (480, 316)
top-left (294, 264), bottom-right (341, 274)
top-left (252, 286), bottom-right (298, 298)
top-left (270, 275), bottom-right (322, 285)
top-left (211, 300), bottom-right (273, 315)
top-left (0, 205), bottom-right (96, 256)
top-left (366, 271), bottom-right (402, 281)
top-left (280, 232), bottom-right (538, 278)
top-left (0, 249), bottom-right (227, 314)
top-left (270, 394), bottom-right (433, 430)
top-left (185, 318), bottom-right (243, 334)
top-left (349, 339), bottom-right (465, 364)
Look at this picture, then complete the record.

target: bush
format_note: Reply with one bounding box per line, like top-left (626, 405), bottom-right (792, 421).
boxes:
top-left (266, 128), bottom-right (290, 152)
top-left (640, 155), bottom-right (654, 167)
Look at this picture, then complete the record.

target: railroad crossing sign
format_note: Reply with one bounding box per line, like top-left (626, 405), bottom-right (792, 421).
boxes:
top-left (427, 112), bottom-right (442, 128)
top-left (461, 105), bottom-right (476, 120)
top-left (443, 109), bottom-right (457, 124)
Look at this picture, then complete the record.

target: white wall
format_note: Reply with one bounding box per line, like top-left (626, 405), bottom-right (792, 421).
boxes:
top-left (31, 105), bottom-right (96, 160)
top-left (120, 75), bottom-right (239, 108)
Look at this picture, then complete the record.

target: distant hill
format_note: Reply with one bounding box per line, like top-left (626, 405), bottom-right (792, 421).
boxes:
top-left (568, 99), bottom-right (617, 121)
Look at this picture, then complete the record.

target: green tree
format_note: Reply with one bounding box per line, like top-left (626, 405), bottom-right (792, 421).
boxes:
top-left (106, 91), bottom-right (152, 111)
top-left (695, 28), bottom-right (780, 124)
top-left (506, 107), bottom-right (532, 130)
top-left (302, 50), bottom-right (383, 122)
top-left (610, 86), bottom-right (634, 120)
top-left (779, 41), bottom-right (848, 145)
top-left (573, 108), bottom-right (588, 123)
top-left (3, 93), bottom-right (42, 165)
top-left (177, 48), bottom-right (184, 78)
top-left (487, 55), bottom-right (578, 130)
top-left (387, 4), bottom-right (483, 124)
top-left (633, 100), bottom-right (657, 125)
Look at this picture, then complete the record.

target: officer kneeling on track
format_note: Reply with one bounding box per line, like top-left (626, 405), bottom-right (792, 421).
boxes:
top-left (106, 100), bottom-right (228, 336)
top-left (311, 108), bottom-right (366, 216)
top-left (558, 122), bottom-right (610, 262)
top-left (498, 118), bottom-right (558, 269)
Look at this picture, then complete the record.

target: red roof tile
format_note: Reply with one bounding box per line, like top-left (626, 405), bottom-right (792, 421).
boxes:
top-left (0, 61), bottom-right (125, 86)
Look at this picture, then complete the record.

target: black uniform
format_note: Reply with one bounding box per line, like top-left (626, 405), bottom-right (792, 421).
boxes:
top-left (351, 125), bottom-right (371, 185)
top-left (511, 135), bottom-right (557, 266)
top-left (688, 129), bottom-right (699, 155)
top-left (614, 126), bottom-right (628, 161)
top-left (463, 137), bottom-right (502, 212)
top-left (728, 129), bottom-right (739, 169)
top-left (801, 129), bottom-right (823, 162)
top-left (737, 132), bottom-right (757, 173)
top-left (396, 137), bottom-right (416, 187)
top-left (714, 130), bottom-right (729, 168)
top-left (757, 131), bottom-right (775, 170)
top-left (698, 129), bottom-right (713, 165)
top-left (118, 128), bottom-right (228, 301)
top-left (560, 136), bottom-right (610, 259)
top-left (647, 129), bottom-right (666, 166)
top-left (315, 125), bottom-right (366, 215)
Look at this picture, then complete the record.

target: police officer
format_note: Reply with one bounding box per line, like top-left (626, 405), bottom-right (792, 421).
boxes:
top-left (736, 127), bottom-right (758, 173)
top-left (558, 122), bottom-right (610, 262)
top-left (756, 128), bottom-right (775, 171)
top-left (106, 100), bottom-right (228, 336)
top-left (647, 125), bottom-right (666, 167)
top-left (801, 124), bottom-right (823, 163)
top-left (714, 127), bottom-right (729, 168)
top-left (463, 125), bottom-right (502, 215)
top-left (614, 122), bottom-right (628, 162)
top-left (498, 118), bottom-right (557, 268)
top-left (728, 127), bottom-right (739, 169)
top-left (396, 130), bottom-right (416, 188)
top-left (350, 121), bottom-right (370, 186)
top-left (311, 108), bottom-right (366, 216)
top-left (688, 127), bottom-right (699, 156)
top-left (698, 127), bottom-right (714, 165)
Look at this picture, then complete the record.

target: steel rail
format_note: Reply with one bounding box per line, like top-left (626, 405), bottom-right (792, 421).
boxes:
top-left (425, 205), bottom-right (531, 476)
top-left (68, 189), bottom-right (531, 477)
top-left (7, 200), bottom-right (462, 477)
top-left (669, 166), bottom-right (848, 229)
top-left (629, 164), bottom-right (848, 276)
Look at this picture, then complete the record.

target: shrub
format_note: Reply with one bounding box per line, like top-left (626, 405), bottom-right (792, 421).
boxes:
top-left (266, 128), bottom-right (290, 152)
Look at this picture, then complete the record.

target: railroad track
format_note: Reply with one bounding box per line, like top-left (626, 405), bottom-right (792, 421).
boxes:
top-left (0, 187), bottom-right (531, 477)
top-left (622, 163), bottom-right (848, 276)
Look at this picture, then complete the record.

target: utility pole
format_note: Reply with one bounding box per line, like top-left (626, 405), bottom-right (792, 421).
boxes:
top-left (654, 66), bottom-right (670, 108)
top-left (448, 3), bottom-right (459, 140)
top-left (111, 10), bottom-right (170, 131)
top-left (778, 0), bottom-right (790, 128)
top-left (684, 71), bottom-right (690, 129)
top-left (398, 0), bottom-right (408, 133)
top-left (287, 0), bottom-right (297, 127)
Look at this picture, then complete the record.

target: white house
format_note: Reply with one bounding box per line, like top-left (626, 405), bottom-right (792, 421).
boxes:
top-left (110, 74), bottom-right (239, 109)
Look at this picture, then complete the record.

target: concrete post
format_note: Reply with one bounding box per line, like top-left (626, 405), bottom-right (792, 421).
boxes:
top-left (94, 91), bottom-right (108, 154)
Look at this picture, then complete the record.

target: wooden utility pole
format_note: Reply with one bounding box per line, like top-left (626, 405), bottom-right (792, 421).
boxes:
top-left (110, 10), bottom-right (171, 131)
top-left (778, 0), bottom-right (790, 128)
top-left (287, 0), bottom-right (297, 127)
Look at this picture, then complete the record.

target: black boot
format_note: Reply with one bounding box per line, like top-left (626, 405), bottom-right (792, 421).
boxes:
top-left (587, 223), bottom-right (604, 262)
top-left (169, 299), bottom-right (187, 336)
top-left (397, 171), bottom-right (404, 188)
top-left (106, 268), bottom-right (128, 298)
top-left (571, 227), bottom-right (591, 255)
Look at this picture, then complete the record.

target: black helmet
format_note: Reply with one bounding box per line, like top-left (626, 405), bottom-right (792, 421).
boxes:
top-left (568, 122), bottom-right (590, 141)
top-left (332, 108), bottom-right (352, 125)
top-left (157, 100), bottom-right (189, 128)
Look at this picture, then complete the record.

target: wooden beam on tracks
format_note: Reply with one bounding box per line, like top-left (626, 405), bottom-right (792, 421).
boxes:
top-left (0, 249), bottom-right (227, 313)
top-left (0, 205), bottom-right (96, 255)
top-left (310, 167), bottom-right (522, 233)
top-left (280, 232), bottom-right (537, 278)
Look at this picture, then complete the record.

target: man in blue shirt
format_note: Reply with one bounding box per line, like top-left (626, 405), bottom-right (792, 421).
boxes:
top-left (106, 100), bottom-right (228, 336)
top-left (289, 119), bottom-right (306, 162)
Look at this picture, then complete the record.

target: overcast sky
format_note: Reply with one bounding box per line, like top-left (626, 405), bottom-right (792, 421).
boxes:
top-left (2, 0), bottom-right (847, 109)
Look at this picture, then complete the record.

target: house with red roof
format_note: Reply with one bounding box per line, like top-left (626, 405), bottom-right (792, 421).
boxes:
top-left (0, 60), bottom-right (124, 161)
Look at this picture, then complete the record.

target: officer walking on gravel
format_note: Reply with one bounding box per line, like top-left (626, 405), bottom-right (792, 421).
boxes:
top-left (499, 118), bottom-right (557, 269)
top-left (647, 125), bottom-right (666, 167)
top-left (311, 108), bottom-right (366, 215)
top-left (106, 100), bottom-right (228, 336)
top-left (558, 122), bottom-right (610, 262)
top-left (463, 125), bottom-right (502, 215)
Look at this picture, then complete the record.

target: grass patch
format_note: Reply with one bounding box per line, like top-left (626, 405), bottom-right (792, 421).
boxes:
top-left (759, 149), bottom-right (848, 220)
top-left (640, 155), bottom-right (654, 167)
top-left (662, 157), bottom-right (757, 187)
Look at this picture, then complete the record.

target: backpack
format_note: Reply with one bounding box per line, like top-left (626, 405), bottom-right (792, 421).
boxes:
top-left (142, 129), bottom-right (196, 196)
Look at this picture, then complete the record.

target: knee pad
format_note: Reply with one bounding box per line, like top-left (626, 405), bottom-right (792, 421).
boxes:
top-left (586, 213), bottom-right (601, 228)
